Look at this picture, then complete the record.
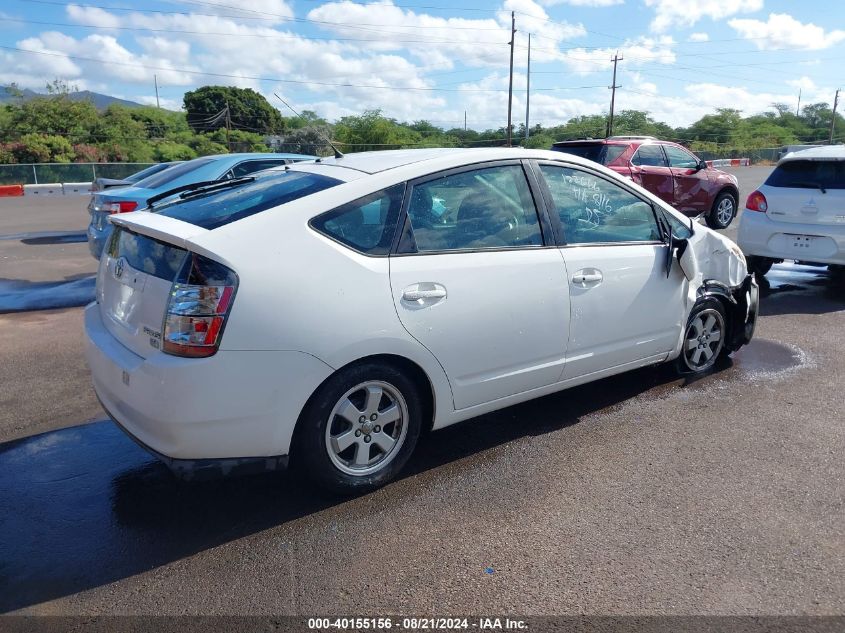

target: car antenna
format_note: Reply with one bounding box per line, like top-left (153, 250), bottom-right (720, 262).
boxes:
top-left (273, 93), bottom-right (344, 159)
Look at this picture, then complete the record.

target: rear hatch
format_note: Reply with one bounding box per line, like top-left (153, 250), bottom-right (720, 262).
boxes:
top-left (96, 214), bottom-right (205, 359)
top-left (762, 158), bottom-right (845, 226)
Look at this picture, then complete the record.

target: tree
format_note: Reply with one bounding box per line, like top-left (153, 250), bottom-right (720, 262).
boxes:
top-left (275, 126), bottom-right (334, 155)
top-left (183, 86), bottom-right (286, 135)
top-left (12, 133), bottom-right (75, 163)
top-left (334, 110), bottom-right (422, 151)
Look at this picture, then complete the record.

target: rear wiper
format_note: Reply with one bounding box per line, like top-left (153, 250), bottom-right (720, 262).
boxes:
top-left (789, 180), bottom-right (827, 194)
top-left (146, 177), bottom-right (255, 209)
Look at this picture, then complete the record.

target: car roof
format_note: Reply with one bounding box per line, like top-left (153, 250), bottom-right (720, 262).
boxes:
top-left (780, 145), bottom-right (845, 163)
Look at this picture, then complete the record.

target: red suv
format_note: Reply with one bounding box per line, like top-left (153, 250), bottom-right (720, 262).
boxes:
top-left (551, 136), bottom-right (740, 229)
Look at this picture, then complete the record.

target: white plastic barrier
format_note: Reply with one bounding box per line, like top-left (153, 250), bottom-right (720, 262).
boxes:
top-left (23, 183), bottom-right (64, 196)
top-left (62, 182), bottom-right (93, 195)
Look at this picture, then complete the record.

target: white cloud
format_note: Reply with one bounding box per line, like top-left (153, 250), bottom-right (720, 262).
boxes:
top-left (688, 32), bottom-right (709, 42)
top-left (644, 0), bottom-right (762, 33)
top-left (560, 36), bottom-right (675, 75)
top-left (66, 4), bottom-right (122, 29)
top-left (729, 13), bottom-right (845, 50)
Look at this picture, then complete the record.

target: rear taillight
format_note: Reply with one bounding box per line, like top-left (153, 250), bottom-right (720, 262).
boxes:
top-left (106, 201), bottom-right (138, 214)
top-left (746, 190), bottom-right (768, 212)
top-left (162, 253), bottom-right (238, 358)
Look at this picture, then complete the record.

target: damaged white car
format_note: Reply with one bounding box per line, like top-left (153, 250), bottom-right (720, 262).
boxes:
top-left (85, 148), bottom-right (758, 492)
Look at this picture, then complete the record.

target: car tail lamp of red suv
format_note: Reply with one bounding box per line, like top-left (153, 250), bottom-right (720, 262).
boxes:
top-left (746, 190), bottom-right (768, 212)
top-left (163, 253), bottom-right (238, 358)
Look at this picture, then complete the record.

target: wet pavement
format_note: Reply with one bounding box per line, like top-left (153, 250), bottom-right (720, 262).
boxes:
top-left (0, 335), bottom-right (826, 614)
top-left (0, 276), bottom-right (95, 313)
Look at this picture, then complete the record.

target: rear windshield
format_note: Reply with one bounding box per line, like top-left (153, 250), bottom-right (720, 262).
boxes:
top-left (552, 144), bottom-right (626, 165)
top-left (766, 160), bottom-right (845, 190)
top-left (125, 162), bottom-right (180, 183)
top-left (158, 170), bottom-right (342, 230)
top-left (108, 228), bottom-right (187, 281)
top-left (134, 158), bottom-right (216, 189)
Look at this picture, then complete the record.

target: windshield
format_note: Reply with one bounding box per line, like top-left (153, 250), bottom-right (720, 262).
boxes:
top-left (134, 157), bottom-right (216, 189)
top-left (158, 170), bottom-right (342, 229)
top-left (552, 144), bottom-right (626, 165)
top-left (766, 160), bottom-right (845, 190)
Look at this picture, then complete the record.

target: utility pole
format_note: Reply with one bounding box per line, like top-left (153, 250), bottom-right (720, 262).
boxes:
top-left (606, 51), bottom-right (622, 138)
top-left (506, 11), bottom-right (516, 147)
top-left (525, 33), bottom-right (531, 141)
top-left (224, 101), bottom-right (232, 151)
top-left (828, 88), bottom-right (840, 144)
top-left (796, 88), bottom-right (801, 117)
top-left (464, 110), bottom-right (467, 132)
top-left (154, 74), bottom-right (160, 109)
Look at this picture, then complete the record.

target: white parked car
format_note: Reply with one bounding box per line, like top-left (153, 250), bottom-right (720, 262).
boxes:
top-left (738, 146), bottom-right (845, 276)
top-left (85, 148), bottom-right (758, 492)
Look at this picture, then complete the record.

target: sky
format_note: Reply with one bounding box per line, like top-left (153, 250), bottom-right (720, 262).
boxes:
top-left (0, 0), bottom-right (843, 130)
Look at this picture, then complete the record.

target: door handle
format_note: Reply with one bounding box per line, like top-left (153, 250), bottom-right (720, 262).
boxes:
top-left (571, 270), bottom-right (603, 286)
top-left (402, 284), bottom-right (447, 302)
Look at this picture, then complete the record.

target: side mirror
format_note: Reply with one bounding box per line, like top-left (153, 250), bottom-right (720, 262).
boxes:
top-left (697, 159), bottom-right (708, 171)
top-left (666, 232), bottom-right (689, 278)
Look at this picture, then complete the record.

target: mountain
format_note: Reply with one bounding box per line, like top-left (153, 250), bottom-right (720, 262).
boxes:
top-left (0, 86), bottom-right (145, 110)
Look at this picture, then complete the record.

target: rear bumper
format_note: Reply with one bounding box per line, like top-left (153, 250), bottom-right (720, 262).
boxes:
top-left (87, 214), bottom-right (111, 259)
top-left (737, 211), bottom-right (845, 265)
top-left (84, 302), bottom-right (334, 464)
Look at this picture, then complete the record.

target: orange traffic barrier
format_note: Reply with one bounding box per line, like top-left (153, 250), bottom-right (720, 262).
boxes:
top-left (0, 184), bottom-right (24, 197)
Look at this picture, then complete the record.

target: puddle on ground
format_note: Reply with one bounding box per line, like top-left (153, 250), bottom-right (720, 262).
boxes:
top-left (760, 262), bottom-right (842, 295)
top-left (729, 338), bottom-right (807, 379)
top-left (0, 277), bottom-right (95, 313)
top-left (0, 230), bottom-right (87, 244)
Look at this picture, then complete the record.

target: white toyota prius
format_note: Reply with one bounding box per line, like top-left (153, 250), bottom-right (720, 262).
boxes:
top-left (85, 148), bottom-right (758, 492)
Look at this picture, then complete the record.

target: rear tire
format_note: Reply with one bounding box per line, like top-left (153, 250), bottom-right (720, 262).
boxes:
top-left (292, 362), bottom-right (423, 494)
top-left (706, 191), bottom-right (737, 230)
top-left (675, 298), bottom-right (728, 375)
top-left (746, 256), bottom-right (774, 277)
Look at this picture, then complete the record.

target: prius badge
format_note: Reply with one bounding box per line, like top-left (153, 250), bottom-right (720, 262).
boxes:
top-left (114, 257), bottom-right (126, 280)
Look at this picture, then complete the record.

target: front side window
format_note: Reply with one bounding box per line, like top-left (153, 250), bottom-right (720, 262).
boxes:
top-left (539, 165), bottom-right (662, 244)
top-left (663, 145), bottom-right (700, 169)
top-left (631, 144), bottom-right (667, 167)
top-left (310, 184), bottom-right (405, 255)
top-left (403, 164), bottom-right (543, 253)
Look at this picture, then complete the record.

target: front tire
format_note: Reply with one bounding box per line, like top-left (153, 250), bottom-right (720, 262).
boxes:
top-left (676, 298), bottom-right (728, 375)
top-left (706, 191), bottom-right (737, 230)
top-left (293, 362), bottom-right (423, 494)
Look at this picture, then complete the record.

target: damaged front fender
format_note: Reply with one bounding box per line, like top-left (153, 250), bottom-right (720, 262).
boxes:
top-left (698, 275), bottom-right (759, 351)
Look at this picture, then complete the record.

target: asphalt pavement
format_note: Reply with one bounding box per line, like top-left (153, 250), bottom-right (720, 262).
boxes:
top-left (1, 167), bottom-right (844, 617)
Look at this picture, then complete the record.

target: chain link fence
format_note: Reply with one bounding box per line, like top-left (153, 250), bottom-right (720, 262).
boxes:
top-left (0, 163), bottom-right (155, 186)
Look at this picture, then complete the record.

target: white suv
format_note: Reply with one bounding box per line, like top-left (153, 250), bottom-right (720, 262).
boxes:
top-left (738, 146), bottom-right (845, 276)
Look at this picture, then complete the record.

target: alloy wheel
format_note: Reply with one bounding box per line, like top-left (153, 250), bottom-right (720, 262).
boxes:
top-left (324, 380), bottom-right (409, 476)
top-left (683, 308), bottom-right (725, 372)
top-left (716, 197), bottom-right (735, 226)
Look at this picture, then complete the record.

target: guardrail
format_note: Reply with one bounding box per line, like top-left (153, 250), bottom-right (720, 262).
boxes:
top-left (0, 162), bottom-right (154, 186)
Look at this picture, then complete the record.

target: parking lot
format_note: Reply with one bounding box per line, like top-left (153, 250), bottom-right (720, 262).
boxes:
top-left (1, 166), bottom-right (844, 616)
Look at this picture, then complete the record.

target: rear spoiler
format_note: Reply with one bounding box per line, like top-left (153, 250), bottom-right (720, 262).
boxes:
top-left (109, 212), bottom-right (208, 250)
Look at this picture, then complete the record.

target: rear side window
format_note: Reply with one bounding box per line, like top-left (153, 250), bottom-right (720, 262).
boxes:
top-left (766, 160), bottom-right (845, 190)
top-left (160, 171), bottom-right (341, 230)
top-left (310, 184), bottom-right (405, 255)
top-left (403, 164), bottom-right (542, 252)
top-left (631, 145), bottom-right (667, 167)
top-left (134, 158), bottom-right (216, 189)
top-left (231, 159), bottom-right (288, 178)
